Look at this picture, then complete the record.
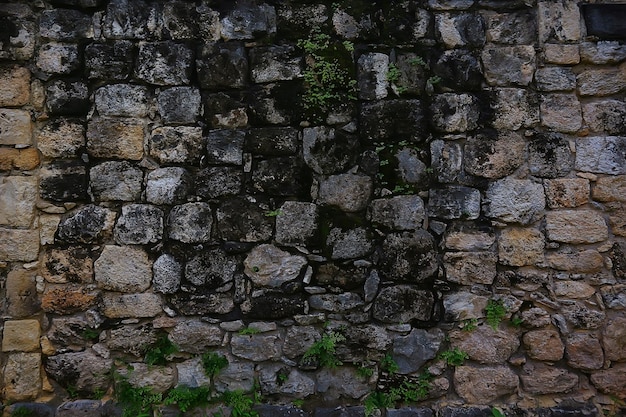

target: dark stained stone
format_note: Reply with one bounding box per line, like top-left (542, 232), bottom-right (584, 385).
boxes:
top-left (216, 197), bottom-right (274, 243)
top-left (195, 167), bottom-right (242, 199)
top-left (360, 99), bottom-right (426, 143)
top-left (379, 230), bottom-right (439, 282)
top-left (246, 127), bottom-right (299, 156)
top-left (40, 160), bottom-right (88, 202)
top-left (245, 295), bottom-right (305, 319)
top-left (46, 80), bottom-right (89, 116)
top-left (251, 157), bottom-right (311, 197)
top-left (373, 285), bottom-right (435, 323)
top-left (85, 41), bottom-right (134, 80)
top-left (197, 42), bottom-right (248, 90)
top-left (528, 132), bottom-right (573, 178)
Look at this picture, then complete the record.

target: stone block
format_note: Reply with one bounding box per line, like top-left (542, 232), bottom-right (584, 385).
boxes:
top-left (523, 328), bottom-right (564, 361)
top-left (380, 231), bottom-right (438, 283)
top-left (250, 45), bottom-right (302, 83)
top-left (482, 45), bottom-right (535, 86)
top-left (368, 195), bottom-right (425, 231)
top-left (275, 201), bottom-right (319, 245)
top-left (46, 80), bottom-right (89, 116)
top-left (2, 320), bottom-right (40, 352)
top-left (593, 175), bottom-right (626, 202)
top-left (40, 9), bottom-right (93, 40)
top-left (45, 350), bottom-right (111, 396)
top-left (135, 41), bottom-right (193, 86)
top-left (521, 362), bottom-right (578, 394)
top-left (538, 0), bottom-right (581, 43)
top-left (436, 12), bottom-right (485, 49)
top-left (443, 291), bottom-right (489, 321)
top-left (444, 251), bottom-right (497, 285)
top-left (450, 326), bottom-right (519, 364)
top-left (486, 178), bottom-right (545, 224)
top-left (373, 285), bottom-right (434, 323)
top-left (0, 109), bottom-right (32, 145)
top-left (331, 6), bottom-right (379, 41)
top-left (0, 7), bottom-right (36, 61)
top-left (577, 66), bottom-right (626, 96)
top-left (392, 328), bottom-right (444, 374)
top-left (492, 88), bottom-right (539, 130)
top-left (6, 268), bottom-right (38, 317)
top-left (220, 2), bottom-right (276, 40)
top-left (0, 229), bottom-right (39, 262)
top-left (0, 148), bottom-right (39, 171)
top-left (94, 84), bottom-right (150, 117)
top-left (603, 317), bottom-right (626, 362)
top-left (357, 52), bottom-right (389, 100)
top-left (36, 42), bottom-right (80, 75)
top-left (168, 202), bottom-right (213, 243)
top-left (546, 210), bottom-right (608, 244)
top-left (454, 365), bottom-right (518, 403)
top-left (195, 166), bottom-right (242, 199)
top-left (153, 254), bottom-right (182, 294)
top-left (95, 245), bottom-right (152, 292)
top-left (252, 157), bottom-right (309, 197)
top-left (102, 0), bottom-right (157, 39)
top-left (3, 353), bottom-right (41, 401)
top-left (87, 117), bottom-right (145, 160)
top-left (216, 197), bottom-right (273, 243)
top-left (162, 1), bottom-right (220, 41)
top-left (115, 204), bottom-right (164, 245)
top-left (243, 244), bottom-right (306, 288)
top-left (175, 357), bottom-right (211, 388)
top-left (316, 367), bottom-right (370, 401)
top-left (433, 50), bottom-right (483, 92)
top-left (536, 67), bottom-right (576, 91)
top-left (540, 93), bottom-right (582, 133)
top-left (431, 93), bottom-right (479, 133)
top-left (247, 82), bottom-right (302, 125)
top-left (609, 203), bottom-right (626, 237)
top-left (41, 285), bottom-right (99, 315)
top-left (102, 293), bottom-right (162, 318)
top-left (427, 186), bottom-right (481, 220)
top-left (157, 87), bottom-right (201, 124)
top-left (544, 178), bottom-right (590, 208)
top-left (583, 100), bottom-right (626, 135)
top-left (360, 99), bottom-right (425, 143)
top-left (431, 140), bottom-right (463, 183)
top-left (498, 228), bottom-right (544, 266)
top-left (591, 364), bottom-right (626, 399)
top-left (37, 118), bottom-right (85, 158)
top-left (565, 333), bottom-right (604, 371)
top-left (246, 127), bottom-right (298, 156)
top-left (0, 176), bottom-right (37, 227)
top-left (554, 280), bottom-right (595, 299)
top-left (40, 160), bottom-right (88, 202)
top-left (429, 0), bottom-right (474, 10)
top-left (303, 127), bottom-right (357, 175)
top-left (581, 41), bottom-right (626, 64)
top-left (197, 42), bottom-right (248, 90)
top-left (464, 131), bottom-right (526, 179)
top-left (85, 41), bottom-right (134, 80)
top-left (0, 67), bottom-right (30, 106)
top-left (543, 43), bottom-right (580, 65)
top-left (149, 126), bottom-right (203, 165)
top-left (326, 227), bottom-right (373, 260)
top-left (146, 167), bottom-right (191, 205)
top-left (444, 224), bottom-right (496, 251)
top-left (576, 136), bottom-right (626, 175)
top-left (42, 246), bottom-right (93, 283)
top-left (546, 249), bottom-right (604, 273)
top-left (318, 174), bottom-right (373, 212)
top-left (39, 214), bottom-right (61, 246)
top-left (89, 161), bottom-right (143, 202)
top-left (206, 129), bottom-right (245, 165)
top-left (169, 321), bottom-right (223, 354)
top-left (528, 132), bottom-right (573, 178)
top-left (483, 10), bottom-right (536, 44)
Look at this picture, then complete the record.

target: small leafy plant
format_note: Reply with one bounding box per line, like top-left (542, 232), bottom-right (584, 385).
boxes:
top-left (380, 354), bottom-right (400, 374)
top-left (10, 406), bottom-right (34, 417)
top-left (164, 385), bottom-right (210, 412)
top-left (492, 407), bottom-right (506, 417)
top-left (263, 209), bottom-right (282, 217)
top-left (365, 391), bottom-right (395, 417)
top-left (220, 390), bottom-right (258, 417)
top-left (302, 330), bottom-right (346, 368)
top-left (357, 365), bottom-right (375, 379)
top-left (81, 328), bottom-right (100, 341)
top-left (238, 327), bottom-right (261, 335)
top-left (438, 348), bottom-right (469, 366)
top-left (461, 318), bottom-right (478, 332)
top-left (485, 299), bottom-right (507, 330)
top-left (145, 334), bottom-right (178, 366)
top-left (115, 378), bottom-right (162, 417)
top-left (202, 352), bottom-right (229, 377)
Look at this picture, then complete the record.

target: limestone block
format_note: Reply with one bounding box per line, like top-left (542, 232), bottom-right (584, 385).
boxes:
top-left (486, 178), bottom-right (545, 224)
top-left (380, 231), bottom-right (438, 283)
top-left (3, 352), bottom-right (41, 401)
top-left (45, 350), bottom-right (111, 395)
top-left (581, 41), bottom-right (626, 64)
top-left (94, 84), bottom-right (150, 117)
top-left (40, 160), bottom-right (88, 202)
top-left (258, 365), bottom-right (315, 398)
top-left (553, 281), bottom-right (595, 299)
top-left (169, 321), bottom-right (223, 354)
top-left (431, 140), bottom-right (463, 183)
top-left (302, 126), bottom-right (358, 175)
top-left (39, 214), bottom-right (61, 246)
top-left (536, 67), bottom-right (576, 91)
top-left (373, 285), bottom-right (434, 323)
top-left (368, 195), bottom-right (425, 231)
top-left (89, 161), bottom-right (143, 202)
top-left (168, 202), bottom-right (212, 243)
top-left (0, 228), bottom-right (39, 262)
top-left (318, 174), bottom-right (373, 212)
top-left (528, 132), bottom-right (573, 178)
top-left (231, 333), bottom-right (281, 361)
top-left (85, 41), bottom-right (134, 80)
top-left (125, 363), bottom-right (175, 394)
top-left (498, 228), bottom-right (545, 267)
top-left (153, 254), bottom-right (182, 294)
top-left (175, 357), bottom-right (212, 388)
top-left (0, 148), bottom-right (40, 171)
top-left (593, 175), bottom-right (626, 202)
top-left (87, 117), bottom-right (144, 160)
top-left (431, 93), bottom-right (479, 132)
top-left (357, 53), bottom-right (389, 100)
top-left (244, 244), bottom-right (307, 288)
top-left (464, 131), bottom-right (526, 179)
top-left (482, 45), bottom-right (535, 86)
top-left (603, 317), bottom-right (626, 361)
top-left (576, 137), bottom-right (626, 175)
top-left (546, 210), bottom-right (607, 244)
top-left (583, 100), bottom-right (626, 135)
top-left (565, 333), bottom-right (604, 371)
top-left (102, 293), bottom-right (162, 318)
top-left (483, 10), bottom-right (536, 45)
top-left (360, 99), bottom-right (425, 143)
top-left (443, 291), bottom-right (489, 321)
top-left (492, 88), bottom-right (539, 130)
top-left (94, 245), bottom-right (152, 292)
top-left (454, 365), bottom-right (518, 403)
top-left (392, 328), bottom-right (444, 374)
top-left (114, 204), bottom-right (163, 245)
top-left (146, 167), bottom-right (191, 205)
top-left (521, 362), bottom-right (578, 394)
top-left (2, 319), bottom-right (40, 352)
top-left (544, 178), bottom-right (590, 208)
top-left (37, 118), bottom-right (85, 158)
top-left (538, 0), bottom-right (581, 43)
top-left (540, 93), bottom-right (582, 133)
top-left (102, 0), bottom-right (158, 39)
top-left (36, 42), bottom-right (80, 75)
top-left (6, 268), bottom-right (38, 318)
top-left (252, 157), bottom-right (308, 196)
top-left (433, 49), bottom-right (483, 91)
top-left (162, 1), bottom-right (221, 41)
top-left (275, 201), bottom-right (319, 245)
top-left (42, 246), bottom-right (93, 283)
top-left (450, 326), bottom-right (519, 364)
top-left (543, 44), bottom-right (580, 65)
top-left (0, 67), bottom-right (30, 106)
top-left (40, 9), bottom-right (93, 40)
top-left (250, 45), bottom-right (302, 83)
top-left (591, 364), bottom-right (626, 399)
top-left (577, 66), bottom-right (626, 96)
top-left (0, 176), bottom-right (37, 227)
top-left (206, 129), bottom-right (245, 165)
top-left (427, 186), bottom-right (481, 220)
top-left (316, 367), bottom-right (370, 401)
top-left (215, 361), bottom-right (256, 393)
top-left (46, 80), bottom-right (89, 116)
top-left (56, 205), bottom-right (116, 244)
top-left (220, 3), bottom-right (276, 40)
top-left (436, 12), bottom-right (485, 49)
top-left (41, 285), bottom-right (99, 315)
top-left (546, 249), bottom-right (604, 273)
top-left (444, 224), bottom-right (495, 251)
top-left (0, 109), bottom-right (32, 145)
top-left (184, 249), bottom-right (239, 288)
top-left (195, 166), bottom-right (242, 199)
top-left (444, 251), bottom-right (497, 285)
top-left (197, 42), bottom-right (248, 89)
top-left (134, 41), bottom-right (193, 86)
top-left (523, 328), bottom-right (564, 361)
top-left (157, 87), bottom-right (201, 124)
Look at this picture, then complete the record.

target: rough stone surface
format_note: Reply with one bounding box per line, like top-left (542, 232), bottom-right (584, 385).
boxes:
top-left (583, 100), bottom-right (626, 135)
top-left (528, 132), bottom-right (573, 178)
top-left (482, 45), bottom-right (535, 86)
top-left (454, 365), bottom-right (518, 403)
top-left (89, 161), bottom-right (143, 202)
top-left (521, 362), bottom-right (578, 394)
top-left (146, 167), bottom-right (191, 205)
top-left (56, 205), bottom-right (115, 244)
top-left (444, 224), bottom-right (496, 251)
top-left (317, 174), bottom-right (373, 213)
top-left (3, 353), bottom-right (41, 401)
top-left (275, 201), bottom-right (319, 246)
top-left (114, 204), bottom-right (163, 245)
top-left (486, 179), bottom-right (545, 224)
top-left (545, 210), bottom-right (608, 244)
top-left (87, 117), bottom-right (144, 160)
top-left (603, 317), bottom-right (626, 362)
top-left (443, 292), bottom-right (489, 321)
top-left (303, 127), bottom-right (358, 175)
top-left (392, 328), bottom-right (445, 374)
top-left (427, 186), bottom-right (481, 220)
top-left (94, 245), bottom-right (152, 292)
top-left (153, 254), bottom-right (182, 294)
top-left (492, 88), bottom-right (539, 130)
top-left (102, 293), bottom-right (163, 318)
top-left (444, 251), bottom-right (497, 285)
top-left (244, 244), bottom-right (307, 288)
top-left (538, 0), bottom-right (581, 43)
top-left (150, 126), bottom-right (204, 165)
top-left (45, 350), bottom-right (111, 396)
top-left (565, 333), bottom-right (604, 371)
top-left (498, 228), bottom-right (545, 267)
top-left (135, 41), bottom-right (193, 85)
top-left (0, 176), bottom-right (37, 227)
top-left (185, 249), bottom-right (239, 289)
top-left (576, 136), bottom-right (626, 175)
top-left (357, 53), bottom-right (389, 100)
top-left (2, 319), bottom-right (41, 352)
top-left (577, 67), bottom-right (626, 97)
top-left (431, 93), bottom-right (479, 133)
top-left (37, 119), bottom-right (85, 158)
top-left (0, 109), bottom-right (32, 145)
top-left (43, 246), bottom-right (93, 284)
top-left (544, 179), bottom-right (590, 208)
top-left (536, 67), bottom-right (576, 91)
top-left (46, 80), bottom-right (89, 115)
top-left (463, 131), bottom-right (526, 179)
top-left (216, 197), bottom-right (273, 242)
top-left (522, 328), bottom-right (564, 361)
top-left (0, 67), bottom-right (30, 106)
top-left (379, 231), bottom-right (438, 283)
top-left (368, 196), bottom-right (425, 231)
top-left (41, 285), bottom-right (99, 315)
top-left (373, 285), bottom-right (434, 323)
top-left (157, 87), bottom-right (201, 124)
top-left (95, 84), bottom-right (149, 117)
top-left (540, 93), bottom-right (582, 133)
top-left (546, 249), bottom-right (604, 273)
top-left (591, 364), bottom-right (626, 399)
top-left (450, 326), bottom-right (520, 364)
top-left (231, 333), bottom-right (281, 361)
top-left (169, 321), bottom-right (223, 354)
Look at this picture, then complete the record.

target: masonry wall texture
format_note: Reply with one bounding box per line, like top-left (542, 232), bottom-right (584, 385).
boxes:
top-left (0, 0), bottom-right (625, 416)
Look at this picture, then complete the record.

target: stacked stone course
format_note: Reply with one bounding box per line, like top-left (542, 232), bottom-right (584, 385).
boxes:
top-left (0, 0), bottom-right (625, 416)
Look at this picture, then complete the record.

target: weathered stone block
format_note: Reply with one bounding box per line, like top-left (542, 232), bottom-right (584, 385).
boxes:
top-left (357, 53), bottom-right (389, 101)
top-left (318, 174), bottom-right (372, 212)
top-left (168, 202), bottom-right (213, 243)
top-left (373, 286), bottom-right (434, 323)
top-left (450, 326), bottom-right (519, 364)
top-left (246, 127), bottom-right (298, 156)
top-left (153, 254), bottom-right (182, 294)
top-left (252, 157), bottom-right (309, 197)
top-left (544, 178), bottom-right (590, 208)
top-left (162, 1), bottom-right (220, 41)
top-left (206, 129), bottom-right (245, 165)
top-left (85, 41), bottom-right (134, 80)
top-left (577, 66), bottom-right (626, 96)
top-left (3, 353), bottom-right (41, 401)
top-left (36, 42), bottom-right (80, 75)
top-left (445, 224), bottom-right (496, 251)
top-left (195, 166), bottom-right (242, 199)
top-left (603, 317), bottom-right (626, 361)
top-left (547, 249), bottom-right (604, 273)
top-left (0, 109), bottom-right (32, 145)
top-left (0, 176), bottom-right (37, 227)
top-left (40, 9), bottom-right (93, 40)
top-left (546, 210), bottom-right (608, 244)
top-left (523, 328), bottom-right (564, 361)
top-left (274, 201), bottom-right (319, 245)
top-left (464, 131), bottom-right (526, 179)
top-left (436, 12), bottom-right (485, 48)
top-left (0, 148), bottom-right (39, 171)
top-left (124, 363), bottom-right (175, 394)
top-left (360, 99), bottom-right (425, 143)
top-left (146, 167), bottom-right (190, 205)
top-left (2, 320), bottom-right (40, 352)
top-left (220, 2), bottom-right (276, 40)
top-left (368, 195), bottom-right (425, 231)
top-left (429, 0), bottom-right (475, 10)
top-left (302, 127), bottom-right (358, 175)
top-left (528, 132), bottom-right (573, 178)
top-left (482, 45), bottom-right (535, 86)
top-left (216, 197), bottom-right (273, 242)
top-left (102, 293), bottom-right (162, 318)
top-left (591, 364), bottom-right (626, 399)
top-left (521, 362), bottom-right (578, 394)
top-left (6, 268), bottom-right (38, 317)
top-left (543, 43), bottom-right (580, 65)
top-left (565, 333), bottom-right (604, 371)
top-left (454, 365), bottom-right (518, 403)
top-left (538, 0), bottom-right (581, 43)
top-left (87, 117), bottom-right (144, 160)
top-left (42, 246), bottom-right (93, 284)
top-left (380, 231), bottom-right (438, 282)
top-left (135, 41), bottom-right (193, 86)
top-left (581, 41), bottom-right (626, 64)
top-left (95, 246), bottom-right (152, 292)
top-left (593, 175), bottom-right (626, 203)
top-left (431, 93), bottom-right (479, 133)
top-left (583, 100), bottom-right (626, 135)
top-left (443, 291), bottom-right (489, 321)
top-left (115, 204), bottom-right (164, 245)
top-left (41, 285), bottom-right (99, 315)
top-left (102, 0), bottom-right (156, 39)
top-left (491, 88), bottom-right (539, 130)
top-left (326, 227), bottom-right (373, 260)
top-left (431, 140), bottom-right (463, 183)
top-left (45, 350), bottom-right (111, 396)
top-left (0, 67), bottom-right (30, 106)
top-left (427, 186), bottom-right (481, 220)
top-left (483, 10), bottom-right (536, 44)
top-left (231, 333), bottom-right (281, 361)
top-left (540, 93), bottom-right (582, 133)
top-left (536, 67), bottom-right (576, 92)
top-left (0, 230), bottom-right (38, 262)
top-left (40, 160), bottom-right (88, 202)
top-left (150, 126), bottom-right (203, 165)
top-left (576, 136), bottom-right (626, 175)
top-left (392, 328), bottom-right (444, 374)
top-left (486, 178), bottom-right (545, 224)
top-left (89, 161), bottom-right (143, 202)
top-left (38, 119), bottom-right (84, 158)
top-left (444, 251), bottom-right (497, 285)
top-left (157, 87), bottom-right (201, 124)
top-left (250, 45), bottom-right (302, 83)
top-left (332, 6), bottom-right (379, 41)
top-left (197, 43), bottom-right (248, 90)
top-left (433, 49), bottom-right (483, 91)
top-left (244, 244), bottom-right (306, 288)
top-left (95, 84), bottom-right (150, 117)
top-left (169, 321), bottom-right (223, 354)
top-left (498, 228), bottom-right (544, 266)
top-left (57, 205), bottom-right (115, 243)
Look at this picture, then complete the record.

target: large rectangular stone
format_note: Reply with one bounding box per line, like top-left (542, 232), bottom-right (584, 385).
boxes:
top-left (546, 210), bottom-right (608, 244)
top-left (87, 117), bottom-right (144, 160)
top-left (3, 352), bottom-right (41, 401)
top-left (576, 136), bottom-right (626, 175)
top-left (0, 109), bottom-right (32, 145)
top-left (577, 67), bottom-right (626, 96)
top-left (0, 228), bottom-right (39, 261)
top-left (0, 176), bottom-right (38, 227)
top-left (0, 67), bottom-right (30, 106)
top-left (2, 319), bottom-right (40, 352)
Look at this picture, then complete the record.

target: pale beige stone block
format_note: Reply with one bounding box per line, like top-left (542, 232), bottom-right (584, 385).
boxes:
top-left (87, 117), bottom-right (144, 160)
top-left (2, 319), bottom-right (40, 352)
top-left (543, 44), bottom-right (580, 65)
top-left (0, 109), bottom-right (32, 146)
top-left (498, 228), bottom-right (545, 267)
top-left (0, 176), bottom-right (38, 227)
top-left (0, 228), bottom-right (39, 261)
top-left (3, 352), bottom-right (41, 401)
top-left (540, 93), bottom-right (582, 133)
top-left (0, 67), bottom-right (30, 106)
top-left (546, 210), bottom-right (608, 244)
top-left (544, 178), bottom-right (590, 208)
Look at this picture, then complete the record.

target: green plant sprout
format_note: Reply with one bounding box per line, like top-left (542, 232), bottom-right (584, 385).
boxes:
top-left (357, 365), bottom-right (375, 379)
top-left (115, 378), bottom-right (163, 417)
top-left (164, 385), bottom-right (210, 412)
top-left (263, 209), bottom-right (282, 217)
top-left (485, 299), bottom-right (508, 330)
top-left (438, 348), bottom-right (469, 366)
top-left (380, 354), bottom-right (400, 373)
top-left (202, 352), bottom-right (229, 377)
top-left (302, 330), bottom-right (346, 368)
top-left (144, 334), bottom-right (178, 366)
top-left (238, 327), bottom-right (261, 335)
top-left (461, 318), bottom-right (478, 332)
top-left (492, 407), bottom-right (506, 417)
top-left (220, 390), bottom-right (258, 417)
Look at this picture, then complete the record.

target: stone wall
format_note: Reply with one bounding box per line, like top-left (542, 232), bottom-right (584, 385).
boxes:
top-left (1, 0), bottom-right (625, 415)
